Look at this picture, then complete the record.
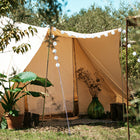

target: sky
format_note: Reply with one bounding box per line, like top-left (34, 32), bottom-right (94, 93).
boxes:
top-left (62, 0), bottom-right (139, 16)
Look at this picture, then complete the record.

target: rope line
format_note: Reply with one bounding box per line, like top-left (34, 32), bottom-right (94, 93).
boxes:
top-left (56, 60), bottom-right (71, 135)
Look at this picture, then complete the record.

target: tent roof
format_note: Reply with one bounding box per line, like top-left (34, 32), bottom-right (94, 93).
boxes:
top-left (0, 16), bottom-right (121, 76)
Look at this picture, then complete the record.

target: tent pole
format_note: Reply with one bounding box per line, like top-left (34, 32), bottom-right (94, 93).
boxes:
top-left (126, 18), bottom-right (130, 140)
top-left (72, 38), bottom-right (79, 116)
top-left (120, 31), bottom-right (125, 122)
top-left (42, 27), bottom-right (52, 123)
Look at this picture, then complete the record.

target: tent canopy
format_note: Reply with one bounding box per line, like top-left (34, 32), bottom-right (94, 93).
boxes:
top-left (0, 17), bottom-right (126, 117)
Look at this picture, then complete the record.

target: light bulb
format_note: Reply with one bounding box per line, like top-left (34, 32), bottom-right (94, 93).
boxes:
top-left (97, 35), bottom-right (101, 38)
top-left (122, 30), bottom-right (126, 34)
top-left (54, 56), bottom-right (58, 60)
top-left (52, 49), bottom-right (57, 54)
top-left (137, 58), bottom-right (140, 63)
top-left (53, 41), bottom-right (57, 46)
top-left (91, 35), bottom-right (95, 38)
top-left (104, 33), bottom-right (108, 37)
top-left (56, 63), bottom-right (60, 67)
top-left (61, 30), bottom-right (64, 34)
top-left (52, 34), bottom-right (55, 38)
top-left (118, 28), bottom-right (122, 32)
top-left (68, 33), bottom-right (71, 36)
top-left (124, 38), bottom-right (126, 42)
top-left (76, 35), bottom-right (79, 38)
top-left (132, 51), bottom-right (137, 56)
top-left (111, 31), bottom-right (115, 35)
top-left (127, 44), bottom-right (131, 48)
top-left (53, 27), bottom-right (56, 31)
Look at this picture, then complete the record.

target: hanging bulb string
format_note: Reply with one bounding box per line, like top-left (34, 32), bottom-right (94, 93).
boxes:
top-left (52, 31), bottom-right (71, 134)
top-left (56, 59), bottom-right (71, 135)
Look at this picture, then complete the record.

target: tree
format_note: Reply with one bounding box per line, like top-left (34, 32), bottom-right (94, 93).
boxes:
top-left (0, 0), bottom-right (37, 54)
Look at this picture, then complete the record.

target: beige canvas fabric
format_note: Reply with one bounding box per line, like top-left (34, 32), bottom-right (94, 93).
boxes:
top-left (26, 28), bottom-right (126, 115)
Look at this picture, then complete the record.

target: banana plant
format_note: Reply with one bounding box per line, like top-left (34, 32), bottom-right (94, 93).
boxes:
top-left (0, 71), bottom-right (53, 116)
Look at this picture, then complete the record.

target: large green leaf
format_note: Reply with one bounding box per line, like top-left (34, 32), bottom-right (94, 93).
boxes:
top-left (28, 91), bottom-right (42, 97)
top-left (11, 72), bottom-right (37, 83)
top-left (0, 102), bottom-right (8, 111)
top-left (8, 88), bottom-right (22, 93)
top-left (31, 76), bottom-right (53, 87)
top-left (0, 92), bottom-right (8, 104)
top-left (27, 91), bottom-right (47, 98)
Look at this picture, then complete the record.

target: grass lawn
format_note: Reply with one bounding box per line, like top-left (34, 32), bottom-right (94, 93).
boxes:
top-left (0, 123), bottom-right (140, 140)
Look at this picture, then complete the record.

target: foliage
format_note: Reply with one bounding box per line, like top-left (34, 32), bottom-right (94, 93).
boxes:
top-left (0, 22), bottom-right (37, 53)
top-left (0, 0), bottom-right (20, 16)
top-left (5, 0), bottom-right (67, 27)
top-left (0, 117), bottom-right (7, 129)
top-left (0, 71), bottom-right (52, 117)
top-left (129, 91), bottom-right (140, 122)
top-left (76, 68), bottom-right (104, 97)
top-left (36, 0), bottom-right (64, 26)
top-left (0, 0), bottom-right (37, 54)
top-left (121, 46), bottom-right (140, 85)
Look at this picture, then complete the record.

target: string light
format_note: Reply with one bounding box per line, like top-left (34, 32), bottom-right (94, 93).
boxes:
top-left (111, 30), bottom-right (115, 35)
top-left (53, 27), bottom-right (56, 31)
top-left (122, 30), bottom-right (126, 34)
top-left (68, 33), bottom-right (72, 36)
top-left (61, 30), bottom-right (64, 34)
top-left (132, 51), bottom-right (137, 56)
top-left (52, 49), bottom-right (57, 54)
top-left (56, 63), bottom-right (60, 67)
top-left (91, 35), bottom-right (95, 38)
top-left (124, 38), bottom-right (126, 42)
top-left (53, 41), bottom-right (57, 46)
top-left (104, 33), bottom-right (108, 37)
top-left (127, 44), bottom-right (131, 48)
top-left (54, 56), bottom-right (58, 60)
top-left (75, 35), bottom-right (79, 38)
top-left (118, 28), bottom-right (122, 32)
top-left (52, 34), bottom-right (55, 38)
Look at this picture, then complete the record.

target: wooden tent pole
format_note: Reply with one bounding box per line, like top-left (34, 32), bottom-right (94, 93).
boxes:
top-left (72, 38), bottom-right (79, 116)
top-left (126, 18), bottom-right (130, 140)
top-left (42, 27), bottom-right (52, 122)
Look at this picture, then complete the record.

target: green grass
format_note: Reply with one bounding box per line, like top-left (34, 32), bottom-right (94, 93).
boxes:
top-left (0, 124), bottom-right (140, 140)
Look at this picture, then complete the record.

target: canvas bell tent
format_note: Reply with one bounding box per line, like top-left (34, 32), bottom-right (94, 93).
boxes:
top-left (0, 17), bottom-right (127, 119)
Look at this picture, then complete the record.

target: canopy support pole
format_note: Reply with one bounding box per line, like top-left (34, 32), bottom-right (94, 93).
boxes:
top-left (72, 38), bottom-right (79, 116)
top-left (126, 18), bottom-right (130, 140)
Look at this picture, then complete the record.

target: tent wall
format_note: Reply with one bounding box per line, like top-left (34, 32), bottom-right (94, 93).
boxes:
top-left (77, 31), bottom-right (126, 100)
top-left (25, 37), bottom-right (74, 115)
top-left (74, 39), bottom-right (116, 114)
